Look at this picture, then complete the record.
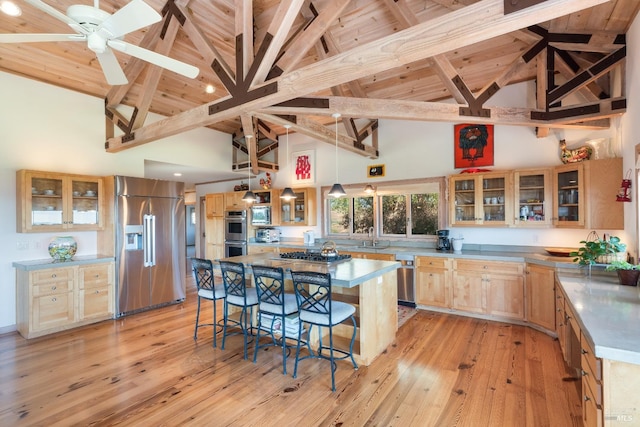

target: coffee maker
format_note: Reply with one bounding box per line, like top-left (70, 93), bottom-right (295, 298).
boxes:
top-left (437, 229), bottom-right (451, 251)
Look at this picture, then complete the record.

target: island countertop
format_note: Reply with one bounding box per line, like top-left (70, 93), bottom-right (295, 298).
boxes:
top-left (218, 252), bottom-right (400, 289)
top-left (558, 274), bottom-right (640, 365)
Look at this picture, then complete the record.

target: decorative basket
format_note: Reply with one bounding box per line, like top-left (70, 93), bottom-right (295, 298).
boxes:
top-left (596, 252), bottom-right (627, 264)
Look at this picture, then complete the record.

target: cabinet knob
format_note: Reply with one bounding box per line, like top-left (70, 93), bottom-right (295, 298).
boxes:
top-left (95, 290), bottom-right (100, 294)
top-left (94, 274), bottom-right (100, 278)
top-left (51, 286), bottom-right (57, 290)
top-left (581, 348), bottom-right (587, 355)
top-left (51, 274), bottom-right (57, 278)
top-left (51, 297), bottom-right (57, 302)
top-left (584, 395), bottom-right (590, 402)
top-left (581, 369), bottom-right (587, 377)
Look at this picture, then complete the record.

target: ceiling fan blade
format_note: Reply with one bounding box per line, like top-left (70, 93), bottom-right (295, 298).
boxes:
top-left (108, 40), bottom-right (199, 79)
top-left (24, 0), bottom-right (82, 29)
top-left (0, 33), bottom-right (84, 43)
top-left (96, 49), bottom-right (128, 85)
top-left (98, 0), bottom-right (161, 39)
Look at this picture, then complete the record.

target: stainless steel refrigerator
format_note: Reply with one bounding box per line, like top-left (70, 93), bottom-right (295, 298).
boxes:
top-left (115, 176), bottom-right (186, 317)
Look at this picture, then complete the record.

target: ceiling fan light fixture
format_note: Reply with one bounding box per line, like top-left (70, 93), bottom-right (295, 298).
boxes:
top-left (0, 1), bottom-right (21, 17)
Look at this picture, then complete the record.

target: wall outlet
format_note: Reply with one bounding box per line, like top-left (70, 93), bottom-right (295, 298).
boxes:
top-left (16, 241), bottom-right (29, 250)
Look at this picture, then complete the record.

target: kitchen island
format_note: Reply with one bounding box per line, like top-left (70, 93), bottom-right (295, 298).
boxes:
top-left (218, 252), bottom-right (400, 366)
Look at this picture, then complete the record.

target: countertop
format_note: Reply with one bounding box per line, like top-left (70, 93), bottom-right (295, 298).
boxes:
top-left (558, 274), bottom-right (640, 365)
top-left (219, 252), bottom-right (400, 288)
top-left (249, 240), bottom-right (582, 269)
top-left (13, 255), bottom-right (115, 271)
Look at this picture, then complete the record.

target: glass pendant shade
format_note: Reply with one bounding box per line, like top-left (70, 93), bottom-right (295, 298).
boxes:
top-left (280, 187), bottom-right (296, 200)
top-left (329, 183), bottom-right (346, 198)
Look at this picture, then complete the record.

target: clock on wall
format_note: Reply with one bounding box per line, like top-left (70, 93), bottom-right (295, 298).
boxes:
top-left (367, 164), bottom-right (385, 177)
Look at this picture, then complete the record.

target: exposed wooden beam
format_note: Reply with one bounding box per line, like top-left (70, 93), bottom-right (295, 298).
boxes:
top-left (274, 0), bottom-right (350, 75)
top-left (236, 0), bottom-right (253, 80)
top-left (262, 97), bottom-right (612, 129)
top-left (250, 0), bottom-right (306, 86)
top-left (105, 0), bottom-right (610, 152)
top-left (254, 112), bottom-right (378, 159)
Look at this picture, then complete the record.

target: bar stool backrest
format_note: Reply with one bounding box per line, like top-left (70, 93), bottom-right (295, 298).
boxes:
top-left (219, 261), bottom-right (248, 303)
top-left (252, 265), bottom-right (286, 307)
top-left (291, 271), bottom-right (332, 317)
top-left (192, 258), bottom-right (214, 292)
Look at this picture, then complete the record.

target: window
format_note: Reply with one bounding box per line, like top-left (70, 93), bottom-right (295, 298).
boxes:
top-left (324, 178), bottom-right (446, 240)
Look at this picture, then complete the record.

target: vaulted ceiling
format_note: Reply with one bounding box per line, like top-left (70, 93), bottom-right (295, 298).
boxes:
top-left (1, 0), bottom-right (638, 181)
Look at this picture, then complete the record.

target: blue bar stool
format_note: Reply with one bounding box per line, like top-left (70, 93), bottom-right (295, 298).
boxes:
top-left (191, 258), bottom-right (226, 347)
top-left (291, 270), bottom-right (358, 391)
top-left (219, 260), bottom-right (259, 360)
top-left (251, 265), bottom-right (299, 374)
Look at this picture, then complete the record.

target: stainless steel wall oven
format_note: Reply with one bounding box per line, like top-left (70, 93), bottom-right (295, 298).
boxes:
top-left (224, 210), bottom-right (247, 257)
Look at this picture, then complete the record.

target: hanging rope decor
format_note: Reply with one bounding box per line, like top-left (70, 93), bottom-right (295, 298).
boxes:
top-left (616, 169), bottom-right (632, 202)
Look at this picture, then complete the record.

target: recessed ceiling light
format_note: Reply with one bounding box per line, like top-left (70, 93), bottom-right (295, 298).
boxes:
top-left (1, 1), bottom-right (22, 16)
top-left (173, 172), bottom-right (183, 177)
top-left (205, 84), bottom-right (215, 94)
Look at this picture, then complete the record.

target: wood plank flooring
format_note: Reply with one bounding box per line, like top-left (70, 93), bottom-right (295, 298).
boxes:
top-left (0, 276), bottom-right (582, 426)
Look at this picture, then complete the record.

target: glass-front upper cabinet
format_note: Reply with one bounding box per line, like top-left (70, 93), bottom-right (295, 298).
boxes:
top-left (279, 187), bottom-right (316, 226)
top-left (513, 169), bottom-right (552, 227)
top-left (449, 172), bottom-right (511, 226)
top-left (553, 163), bottom-right (584, 227)
top-left (17, 170), bottom-right (104, 232)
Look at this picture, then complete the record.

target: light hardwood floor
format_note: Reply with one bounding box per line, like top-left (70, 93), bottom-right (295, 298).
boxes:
top-left (0, 276), bottom-right (582, 426)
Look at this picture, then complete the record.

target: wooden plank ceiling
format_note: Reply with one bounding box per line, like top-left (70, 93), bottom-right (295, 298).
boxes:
top-left (0, 0), bottom-right (638, 173)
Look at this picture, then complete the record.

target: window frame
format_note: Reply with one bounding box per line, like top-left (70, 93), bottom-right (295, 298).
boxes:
top-left (322, 177), bottom-right (447, 242)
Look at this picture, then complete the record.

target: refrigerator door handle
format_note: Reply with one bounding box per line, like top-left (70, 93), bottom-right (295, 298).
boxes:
top-left (143, 214), bottom-right (154, 267)
top-left (149, 214), bottom-right (156, 267)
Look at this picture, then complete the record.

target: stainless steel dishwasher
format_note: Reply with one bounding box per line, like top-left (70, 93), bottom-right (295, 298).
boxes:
top-left (395, 254), bottom-right (415, 307)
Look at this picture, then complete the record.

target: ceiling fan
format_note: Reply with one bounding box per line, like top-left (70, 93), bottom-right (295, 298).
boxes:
top-left (0, 0), bottom-right (199, 85)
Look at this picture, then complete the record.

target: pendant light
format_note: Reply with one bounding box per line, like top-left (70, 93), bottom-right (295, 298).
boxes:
top-left (242, 135), bottom-right (256, 203)
top-left (328, 112), bottom-right (346, 198)
top-left (280, 124), bottom-right (297, 200)
top-left (364, 184), bottom-right (375, 194)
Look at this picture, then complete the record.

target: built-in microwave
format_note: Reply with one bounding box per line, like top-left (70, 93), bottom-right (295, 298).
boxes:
top-left (251, 205), bottom-right (272, 226)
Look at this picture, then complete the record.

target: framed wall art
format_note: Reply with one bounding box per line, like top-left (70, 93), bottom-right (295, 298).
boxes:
top-left (454, 123), bottom-right (494, 169)
top-left (292, 150), bottom-right (315, 185)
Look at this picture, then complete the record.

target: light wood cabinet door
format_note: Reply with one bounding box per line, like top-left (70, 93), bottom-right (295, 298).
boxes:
top-left (33, 291), bottom-right (74, 332)
top-left (225, 191), bottom-right (246, 209)
top-left (205, 216), bottom-right (224, 261)
top-left (452, 270), bottom-right (485, 314)
top-left (416, 267), bottom-right (450, 308)
top-left (205, 193), bottom-right (224, 218)
top-left (17, 170), bottom-right (104, 232)
top-left (526, 264), bottom-right (556, 331)
top-left (450, 172), bottom-right (511, 226)
top-left (78, 263), bottom-right (114, 320)
top-left (513, 168), bottom-right (552, 227)
top-left (279, 187), bottom-right (316, 226)
top-left (485, 272), bottom-right (524, 319)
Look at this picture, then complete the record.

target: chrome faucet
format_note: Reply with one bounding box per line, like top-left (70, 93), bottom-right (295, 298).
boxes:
top-left (368, 226), bottom-right (378, 247)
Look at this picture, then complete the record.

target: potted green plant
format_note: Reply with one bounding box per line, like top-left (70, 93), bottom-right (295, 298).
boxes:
top-left (570, 234), bottom-right (627, 266)
top-left (605, 260), bottom-right (640, 286)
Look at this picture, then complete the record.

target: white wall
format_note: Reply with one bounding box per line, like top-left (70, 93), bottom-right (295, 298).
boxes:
top-left (0, 72), bottom-right (231, 331)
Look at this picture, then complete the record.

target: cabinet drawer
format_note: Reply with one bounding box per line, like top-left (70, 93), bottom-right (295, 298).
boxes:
top-left (583, 377), bottom-right (603, 427)
top-left (31, 268), bottom-right (73, 285)
top-left (31, 269), bottom-right (74, 297)
top-left (416, 256), bottom-right (449, 269)
top-left (581, 332), bottom-right (602, 383)
top-left (454, 259), bottom-right (523, 275)
top-left (79, 264), bottom-right (112, 289)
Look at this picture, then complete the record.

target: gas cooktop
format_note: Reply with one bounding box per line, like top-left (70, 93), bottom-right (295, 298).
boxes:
top-left (279, 251), bottom-right (352, 264)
